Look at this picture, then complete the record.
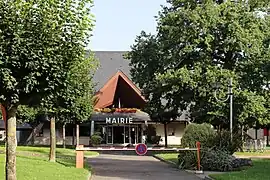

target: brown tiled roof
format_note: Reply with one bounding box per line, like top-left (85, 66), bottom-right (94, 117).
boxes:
top-left (94, 70), bottom-right (145, 109)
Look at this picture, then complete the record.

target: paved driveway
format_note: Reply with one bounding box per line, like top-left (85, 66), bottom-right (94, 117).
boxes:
top-left (88, 154), bottom-right (201, 180)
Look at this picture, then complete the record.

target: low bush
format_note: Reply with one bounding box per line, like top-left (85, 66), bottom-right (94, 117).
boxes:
top-left (178, 148), bottom-right (252, 172)
top-left (178, 123), bottom-right (250, 171)
top-left (90, 135), bottom-right (103, 146)
top-left (214, 130), bottom-right (243, 154)
top-left (201, 148), bottom-right (234, 171)
top-left (231, 157), bottom-right (253, 170)
top-left (178, 151), bottom-right (198, 170)
top-left (181, 123), bottom-right (216, 148)
top-left (151, 136), bottom-right (162, 145)
top-left (182, 123), bottom-right (243, 154)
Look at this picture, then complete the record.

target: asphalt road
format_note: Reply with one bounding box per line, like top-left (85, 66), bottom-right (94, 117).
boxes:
top-left (88, 154), bottom-right (201, 180)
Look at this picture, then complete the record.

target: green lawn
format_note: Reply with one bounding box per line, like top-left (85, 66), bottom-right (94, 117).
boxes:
top-left (234, 150), bottom-right (270, 157)
top-left (209, 159), bottom-right (270, 180)
top-left (0, 146), bottom-right (99, 180)
top-left (155, 152), bottom-right (270, 180)
top-left (155, 153), bottom-right (178, 164)
top-left (0, 145), bottom-right (98, 157)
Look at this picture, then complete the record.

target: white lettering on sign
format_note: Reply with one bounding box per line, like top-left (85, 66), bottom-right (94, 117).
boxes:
top-left (105, 117), bottom-right (133, 124)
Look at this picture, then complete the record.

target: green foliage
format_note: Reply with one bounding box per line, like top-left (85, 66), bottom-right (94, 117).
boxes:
top-left (90, 135), bottom-right (103, 146)
top-left (200, 148), bottom-right (235, 171)
top-left (16, 105), bottom-right (39, 123)
top-left (182, 123), bottom-right (243, 154)
top-left (54, 52), bottom-right (98, 124)
top-left (178, 151), bottom-right (198, 170)
top-left (0, 0), bottom-right (95, 111)
top-left (126, 32), bottom-right (186, 147)
top-left (214, 130), bottom-right (243, 154)
top-left (125, 32), bottom-right (187, 123)
top-left (181, 123), bottom-right (216, 148)
top-left (128, 0), bottom-right (270, 129)
top-left (178, 148), bottom-right (248, 172)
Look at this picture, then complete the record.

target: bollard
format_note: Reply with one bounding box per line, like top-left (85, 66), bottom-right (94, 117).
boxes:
top-left (195, 141), bottom-right (203, 174)
top-left (76, 145), bottom-right (84, 168)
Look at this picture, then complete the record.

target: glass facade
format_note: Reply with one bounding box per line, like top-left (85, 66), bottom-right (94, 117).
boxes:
top-left (93, 123), bottom-right (143, 145)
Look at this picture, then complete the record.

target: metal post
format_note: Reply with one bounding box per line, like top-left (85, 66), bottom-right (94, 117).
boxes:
top-left (229, 78), bottom-right (233, 143)
top-left (214, 77), bottom-right (233, 143)
top-left (90, 120), bottom-right (95, 136)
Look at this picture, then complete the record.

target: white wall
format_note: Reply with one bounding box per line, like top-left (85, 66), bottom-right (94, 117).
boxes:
top-left (154, 122), bottom-right (186, 145)
top-left (33, 128), bottom-right (90, 146)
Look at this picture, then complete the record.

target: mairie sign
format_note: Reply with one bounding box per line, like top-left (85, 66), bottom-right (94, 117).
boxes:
top-left (105, 117), bottom-right (133, 124)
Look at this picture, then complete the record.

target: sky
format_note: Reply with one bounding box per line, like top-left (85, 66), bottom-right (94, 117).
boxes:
top-left (89, 0), bottom-right (168, 51)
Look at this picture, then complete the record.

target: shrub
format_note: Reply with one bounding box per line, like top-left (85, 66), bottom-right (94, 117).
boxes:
top-left (178, 123), bottom-right (249, 171)
top-left (151, 136), bottom-right (162, 145)
top-left (146, 125), bottom-right (157, 144)
top-left (93, 131), bottom-right (102, 136)
top-left (178, 151), bottom-right (198, 170)
top-left (181, 123), bottom-right (216, 148)
top-left (214, 130), bottom-right (243, 154)
top-left (90, 135), bottom-right (102, 146)
top-left (182, 123), bottom-right (243, 154)
top-left (201, 148), bottom-right (234, 171)
top-left (231, 157), bottom-right (252, 169)
top-left (178, 148), bottom-right (250, 172)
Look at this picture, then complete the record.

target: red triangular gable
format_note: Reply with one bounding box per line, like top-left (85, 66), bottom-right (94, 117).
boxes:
top-left (94, 70), bottom-right (145, 109)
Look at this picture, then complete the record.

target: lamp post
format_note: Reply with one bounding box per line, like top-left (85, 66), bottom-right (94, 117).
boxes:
top-left (214, 78), bottom-right (233, 142)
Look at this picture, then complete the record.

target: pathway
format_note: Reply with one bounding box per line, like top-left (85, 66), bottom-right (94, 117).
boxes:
top-left (88, 154), bottom-right (201, 180)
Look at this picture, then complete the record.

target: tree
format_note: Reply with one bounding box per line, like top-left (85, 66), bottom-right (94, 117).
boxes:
top-left (0, 0), bottom-right (94, 179)
top-left (126, 32), bottom-right (189, 147)
top-left (55, 51), bottom-right (97, 149)
top-left (42, 51), bottom-right (97, 161)
top-left (155, 0), bottom-right (270, 129)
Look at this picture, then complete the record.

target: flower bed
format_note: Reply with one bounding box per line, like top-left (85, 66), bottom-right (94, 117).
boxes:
top-left (94, 108), bottom-right (139, 113)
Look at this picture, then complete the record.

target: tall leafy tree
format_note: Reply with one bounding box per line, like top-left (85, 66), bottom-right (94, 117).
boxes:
top-left (0, 0), bottom-right (94, 179)
top-left (126, 32), bottom-right (189, 147)
top-left (47, 51), bottom-right (97, 155)
top-left (156, 0), bottom-right (270, 129)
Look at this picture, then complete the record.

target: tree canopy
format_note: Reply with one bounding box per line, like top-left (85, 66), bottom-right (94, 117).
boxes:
top-left (0, 0), bottom-right (95, 179)
top-left (127, 0), bottom-right (270, 131)
top-left (53, 52), bottom-right (98, 124)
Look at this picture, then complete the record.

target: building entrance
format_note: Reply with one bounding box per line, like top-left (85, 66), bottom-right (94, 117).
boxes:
top-left (105, 124), bottom-right (141, 144)
top-left (113, 126), bottom-right (124, 144)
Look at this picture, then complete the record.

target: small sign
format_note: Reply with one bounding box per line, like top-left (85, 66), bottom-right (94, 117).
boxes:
top-left (135, 143), bottom-right (147, 156)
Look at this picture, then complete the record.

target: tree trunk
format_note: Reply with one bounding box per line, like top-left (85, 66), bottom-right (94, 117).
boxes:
top-left (76, 124), bottom-right (79, 146)
top-left (267, 127), bottom-right (269, 146)
top-left (241, 125), bottom-right (244, 152)
top-left (164, 123), bottom-right (168, 148)
top-left (63, 123), bottom-right (66, 149)
top-left (49, 116), bottom-right (56, 162)
top-left (255, 128), bottom-right (258, 139)
top-left (72, 123), bottom-right (75, 146)
top-left (6, 105), bottom-right (17, 180)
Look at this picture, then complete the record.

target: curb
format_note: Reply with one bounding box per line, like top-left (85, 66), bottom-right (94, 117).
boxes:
top-left (204, 175), bottom-right (214, 180)
top-left (87, 172), bottom-right (92, 180)
top-left (86, 154), bottom-right (100, 180)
